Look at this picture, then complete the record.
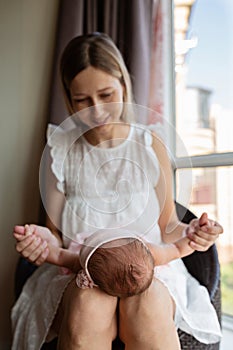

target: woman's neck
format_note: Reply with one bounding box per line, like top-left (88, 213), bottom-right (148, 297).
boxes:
top-left (83, 123), bottom-right (130, 148)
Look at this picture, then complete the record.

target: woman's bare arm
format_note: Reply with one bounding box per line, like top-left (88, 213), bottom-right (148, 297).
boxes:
top-left (152, 132), bottom-right (223, 251)
top-left (152, 133), bottom-right (187, 243)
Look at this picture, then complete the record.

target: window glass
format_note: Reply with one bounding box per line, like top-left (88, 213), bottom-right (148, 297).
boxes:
top-left (176, 166), bottom-right (233, 315)
top-left (174, 0), bottom-right (233, 157)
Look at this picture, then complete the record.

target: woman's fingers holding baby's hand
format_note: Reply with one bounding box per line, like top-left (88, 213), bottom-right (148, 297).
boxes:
top-left (14, 233), bottom-right (35, 251)
top-left (186, 225), bottom-right (215, 241)
top-left (189, 219), bottom-right (223, 239)
top-left (13, 225), bottom-right (53, 266)
top-left (15, 234), bottom-right (45, 260)
top-left (13, 224), bottom-right (51, 266)
top-left (188, 236), bottom-right (212, 251)
top-left (33, 248), bottom-right (50, 266)
top-left (185, 226), bottom-right (210, 251)
top-left (15, 233), bottom-right (49, 265)
top-left (186, 217), bottom-right (223, 251)
top-left (27, 241), bottom-right (49, 265)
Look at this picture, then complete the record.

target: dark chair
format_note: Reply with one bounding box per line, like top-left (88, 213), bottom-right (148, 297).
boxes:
top-left (175, 202), bottom-right (221, 350)
top-left (14, 202), bottom-right (221, 350)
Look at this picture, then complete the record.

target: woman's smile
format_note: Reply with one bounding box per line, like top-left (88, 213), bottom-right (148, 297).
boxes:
top-left (91, 114), bottom-right (111, 126)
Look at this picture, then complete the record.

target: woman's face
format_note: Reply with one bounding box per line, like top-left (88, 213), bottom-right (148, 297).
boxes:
top-left (70, 66), bottom-right (124, 131)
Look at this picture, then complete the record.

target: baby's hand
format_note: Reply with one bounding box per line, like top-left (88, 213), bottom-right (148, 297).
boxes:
top-left (186, 213), bottom-right (223, 251)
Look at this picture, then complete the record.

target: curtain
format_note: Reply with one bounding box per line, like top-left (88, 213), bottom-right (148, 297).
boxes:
top-left (148, 0), bottom-right (164, 124)
top-left (48, 0), bottom-right (158, 124)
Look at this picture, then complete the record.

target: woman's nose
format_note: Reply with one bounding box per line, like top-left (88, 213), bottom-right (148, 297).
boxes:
top-left (90, 101), bottom-right (105, 119)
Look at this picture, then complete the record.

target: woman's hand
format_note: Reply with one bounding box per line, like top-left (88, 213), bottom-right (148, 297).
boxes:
top-left (13, 224), bottom-right (60, 266)
top-left (185, 213), bottom-right (223, 251)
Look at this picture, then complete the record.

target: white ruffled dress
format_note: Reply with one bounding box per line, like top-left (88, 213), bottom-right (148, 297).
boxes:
top-left (11, 122), bottom-right (222, 349)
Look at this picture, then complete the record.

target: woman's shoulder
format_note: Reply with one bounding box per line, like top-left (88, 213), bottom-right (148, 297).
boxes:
top-left (132, 122), bottom-right (166, 147)
top-left (46, 121), bottom-right (82, 148)
top-left (45, 122), bottom-right (84, 193)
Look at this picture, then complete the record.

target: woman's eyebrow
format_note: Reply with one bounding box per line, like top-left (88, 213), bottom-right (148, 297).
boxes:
top-left (71, 93), bottom-right (87, 97)
top-left (98, 86), bottom-right (114, 92)
top-left (72, 87), bottom-right (114, 97)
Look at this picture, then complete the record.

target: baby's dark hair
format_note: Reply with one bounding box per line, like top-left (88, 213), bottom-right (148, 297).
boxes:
top-left (88, 238), bottom-right (154, 298)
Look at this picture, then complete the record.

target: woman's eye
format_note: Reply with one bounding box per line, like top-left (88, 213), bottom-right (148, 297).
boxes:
top-left (74, 98), bottom-right (87, 103)
top-left (101, 93), bottom-right (112, 99)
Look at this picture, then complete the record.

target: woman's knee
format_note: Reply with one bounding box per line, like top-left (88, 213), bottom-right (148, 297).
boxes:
top-left (120, 279), bottom-right (173, 317)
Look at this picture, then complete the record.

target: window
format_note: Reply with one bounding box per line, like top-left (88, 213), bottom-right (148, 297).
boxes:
top-left (173, 0), bottom-right (233, 317)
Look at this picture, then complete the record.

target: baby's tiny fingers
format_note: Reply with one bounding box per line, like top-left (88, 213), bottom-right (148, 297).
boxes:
top-left (14, 225), bottom-right (25, 235)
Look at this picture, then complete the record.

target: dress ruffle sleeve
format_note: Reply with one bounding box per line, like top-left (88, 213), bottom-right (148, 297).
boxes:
top-left (46, 123), bottom-right (68, 194)
top-left (148, 122), bottom-right (166, 143)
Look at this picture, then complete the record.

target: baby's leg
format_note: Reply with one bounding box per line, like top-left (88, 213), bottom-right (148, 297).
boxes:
top-left (119, 278), bottom-right (180, 350)
top-left (53, 279), bottom-right (117, 350)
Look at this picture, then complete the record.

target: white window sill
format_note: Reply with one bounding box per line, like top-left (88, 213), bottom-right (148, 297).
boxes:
top-left (221, 315), bottom-right (233, 350)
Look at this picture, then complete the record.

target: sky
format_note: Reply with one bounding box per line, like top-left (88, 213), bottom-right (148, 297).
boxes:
top-left (185, 0), bottom-right (233, 109)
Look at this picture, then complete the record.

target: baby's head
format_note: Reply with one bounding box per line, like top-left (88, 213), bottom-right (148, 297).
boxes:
top-left (89, 238), bottom-right (154, 298)
top-left (79, 230), bottom-right (154, 298)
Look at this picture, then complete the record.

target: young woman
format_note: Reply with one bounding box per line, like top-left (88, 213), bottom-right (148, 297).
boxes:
top-left (12, 33), bottom-right (223, 350)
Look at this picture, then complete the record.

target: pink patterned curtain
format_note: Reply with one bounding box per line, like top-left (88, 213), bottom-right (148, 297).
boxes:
top-left (148, 0), bottom-right (164, 124)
